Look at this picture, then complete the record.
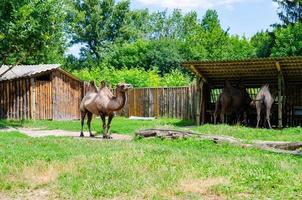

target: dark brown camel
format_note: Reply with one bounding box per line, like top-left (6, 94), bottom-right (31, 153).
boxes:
top-left (214, 80), bottom-right (252, 124)
top-left (252, 84), bottom-right (274, 129)
top-left (80, 81), bottom-right (132, 138)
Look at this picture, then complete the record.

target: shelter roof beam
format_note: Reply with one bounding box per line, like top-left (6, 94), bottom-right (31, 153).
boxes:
top-left (190, 65), bottom-right (207, 83)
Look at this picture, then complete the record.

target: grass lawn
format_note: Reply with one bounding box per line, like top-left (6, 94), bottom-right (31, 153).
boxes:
top-left (0, 117), bottom-right (193, 135)
top-left (0, 132), bottom-right (302, 199)
top-left (0, 118), bottom-right (302, 199)
top-left (192, 124), bottom-right (302, 143)
top-left (1, 117), bottom-right (301, 142)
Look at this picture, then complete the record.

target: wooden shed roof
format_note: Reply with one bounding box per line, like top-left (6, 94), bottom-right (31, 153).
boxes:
top-left (0, 64), bottom-right (82, 82)
top-left (182, 56), bottom-right (302, 87)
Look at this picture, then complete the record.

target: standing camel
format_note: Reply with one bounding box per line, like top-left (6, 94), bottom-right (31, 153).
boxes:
top-left (214, 80), bottom-right (252, 124)
top-left (252, 84), bottom-right (274, 129)
top-left (80, 81), bottom-right (132, 138)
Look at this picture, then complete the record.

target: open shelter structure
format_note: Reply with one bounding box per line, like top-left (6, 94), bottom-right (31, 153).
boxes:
top-left (182, 56), bottom-right (302, 128)
top-left (0, 64), bottom-right (83, 120)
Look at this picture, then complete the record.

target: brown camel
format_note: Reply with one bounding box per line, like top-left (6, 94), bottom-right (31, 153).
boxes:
top-left (80, 81), bottom-right (132, 138)
top-left (214, 80), bottom-right (252, 124)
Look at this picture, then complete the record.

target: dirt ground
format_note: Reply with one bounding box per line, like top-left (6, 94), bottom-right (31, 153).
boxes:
top-left (0, 127), bottom-right (132, 141)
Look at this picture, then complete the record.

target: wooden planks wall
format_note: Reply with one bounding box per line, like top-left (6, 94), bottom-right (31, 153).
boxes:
top-left (52, 70), bottom-right (82, 120)
top-left (34, 81), bottom-right (52, 120)
top-left (0, 79), bottom-right (31, 119)
top-left (117, 83), bottom-right (199, 122)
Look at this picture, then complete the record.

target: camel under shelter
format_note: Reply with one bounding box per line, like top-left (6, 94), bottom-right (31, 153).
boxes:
top-left (0, 64), bottom-right (83, 120)
top-left (182, 56), bottom-right (302, 128)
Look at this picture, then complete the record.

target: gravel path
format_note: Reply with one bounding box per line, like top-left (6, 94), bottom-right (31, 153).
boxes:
top-left (0, 127), bottom-right (132, 141)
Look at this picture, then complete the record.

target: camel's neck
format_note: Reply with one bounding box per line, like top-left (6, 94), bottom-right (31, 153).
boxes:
top-left (108, 90), bottom-right (127, 111)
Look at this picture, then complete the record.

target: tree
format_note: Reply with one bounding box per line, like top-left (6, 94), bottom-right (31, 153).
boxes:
top-left (273, 0), bottom-right (302, 25)
top-left (227, 36), bottom-right (256, 59)
top-left (251, 31), bottom-right (275, 57)
top-left (67, 0), bottom-right (133, 61)
top-left (101, 38), bottom-right (184, 75)
top-left (0, 0), bottom-right (67, 71)
top-left (271, 22), bottom-right (302, 56)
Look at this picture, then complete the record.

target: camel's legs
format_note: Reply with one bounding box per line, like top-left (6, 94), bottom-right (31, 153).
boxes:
top-left (101, 114), bottom-right (107, 137)
top-left (107, 114), bottom-right (114, 138)
top-left (256, 109), bottom-right (261, 128)
top-left (214, 102), bottom-right (220, 124)
top-left (214, 112), bottom-right (218, 124)
top-left (266, 107), bottom-right (272, 129)
top-left (87, 112), bottom-right (95, 137)
top-left (236, 113), bottom-right (241, 125)
top-left (220, 107), bottom-right (225, 124)
top-left (80, 111), bottom-right (86, 137)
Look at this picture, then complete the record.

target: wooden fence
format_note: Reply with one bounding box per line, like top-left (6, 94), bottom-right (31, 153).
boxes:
top-left (117, 84), bottom-right (200, 122)
top-left (83, 82), bottom-right (200, 122)
top-left (0, 79), bottom-right (31, 119)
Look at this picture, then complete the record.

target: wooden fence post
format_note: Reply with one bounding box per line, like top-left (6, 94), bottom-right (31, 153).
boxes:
top-left (195, 78), bottom-right (204, 126)
top-left (276, 62), bottom-right (283, 128)
top-left (30, 78), bottom-right (36, 120)
top-left (278, 73), bottom-right (283, 128)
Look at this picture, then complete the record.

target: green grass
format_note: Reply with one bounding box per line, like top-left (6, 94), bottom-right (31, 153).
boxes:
top-left (1, 117), bottom-right (301, 142)
top-left (0, 132), bottom-right (301, 199)
top-left (0, 117), bottom-right (193, 135)
top-left (192, 124), bottom-right (302, 142)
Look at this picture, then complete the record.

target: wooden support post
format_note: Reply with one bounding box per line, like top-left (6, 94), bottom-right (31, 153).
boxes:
top-left (199, 81), bottom-right (205, 125)
top-left (278, 73), bottom-right (283, 128)
top-left (195, 80), bottom-right (200, 125)
top-left (275, 62), bottom-right (283, 128)
top-left (201, 84), bottom-right (208, 124)
top-left (196, 78), bottom-right (204, 126)
top-left (30, 78), bottom-right (36, 120)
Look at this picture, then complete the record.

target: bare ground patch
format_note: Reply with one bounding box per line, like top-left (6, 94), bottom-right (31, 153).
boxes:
top-left (0, 188), bottom-right (58, 200)
top-left (179, 177), bottom-right (230, 200)
top-left (8, 158), bottom-right (81, 187)
top-left (4, 156), bottom-right (86, 199)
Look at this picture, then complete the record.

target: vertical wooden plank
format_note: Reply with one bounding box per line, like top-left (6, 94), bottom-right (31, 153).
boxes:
top-left (25, 79), bottom-right (28, 119)
top-left (134, 89), bottom-right (137, 116)
top-left (17, 80), bottom-right (21, 119)
top-left (6, 81), bottom-right (9, 118)
top-left (22, 79), bottom-right (25, 119)
top-left (10, 81), bottom-right (14, 119)
top-left (58, 73), bottom-right (61, 120)
top-left (30, 78), bottom-right (36, 120)
top-left (14, 81), bottom-right (18, 119)
top-left (52, 72), bottom-right (57, 120)
top-left (0, 82), bottom-right (3, 118)
top-left (2, 82), bottom-right (6, 118)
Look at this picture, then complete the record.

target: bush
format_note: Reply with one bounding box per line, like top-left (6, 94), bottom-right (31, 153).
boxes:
top-left (160, 69), bottom-right (191, 87)
top-left (72, 67), bottom-right (191, 88)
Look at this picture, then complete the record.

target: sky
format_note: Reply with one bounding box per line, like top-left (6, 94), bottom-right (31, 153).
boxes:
top-left (130, 0), bottom-right (280, 37)
top-left (68, 0), bottom-right (280, 56)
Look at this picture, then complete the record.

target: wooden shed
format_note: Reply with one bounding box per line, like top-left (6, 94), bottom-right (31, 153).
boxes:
top-left (0, 64), bottom-right (83, 120)
top-left (183, 56), bottom-right (302, 128)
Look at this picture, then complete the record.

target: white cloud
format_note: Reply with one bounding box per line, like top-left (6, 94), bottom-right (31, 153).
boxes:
top-left (135, 0), bottom-right (245, 11)
top-left (272, 1), bottom-right (279, 9)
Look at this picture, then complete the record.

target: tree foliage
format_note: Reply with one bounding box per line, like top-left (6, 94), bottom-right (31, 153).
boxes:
top-left (271, 22), bottom-right (302, 56)
top-left (72, 67), bottom-right (191, 88)
top-left (67, 0), bottom-right (133, 61)
top-left (0, 0), bottom-right (67, 66)
top-left (1, 0), bottom-right (302, 87)
top-left (273, 0), bottom-right (302, 25)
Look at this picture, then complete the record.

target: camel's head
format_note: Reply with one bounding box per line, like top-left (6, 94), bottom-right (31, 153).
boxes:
top-left (117, 83), bottom-right (133, 92)
top-left (250, 100), bottom-right (256, 108)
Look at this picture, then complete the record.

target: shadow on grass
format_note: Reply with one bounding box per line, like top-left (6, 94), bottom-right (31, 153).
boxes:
top-left (0, 119), bottom-right (25, 129)
top-left (172, 119), bottom-right (195, 127)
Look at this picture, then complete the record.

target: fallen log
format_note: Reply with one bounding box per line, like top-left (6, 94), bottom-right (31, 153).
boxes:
top-left (136, 129), bottom-right (302, 156)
